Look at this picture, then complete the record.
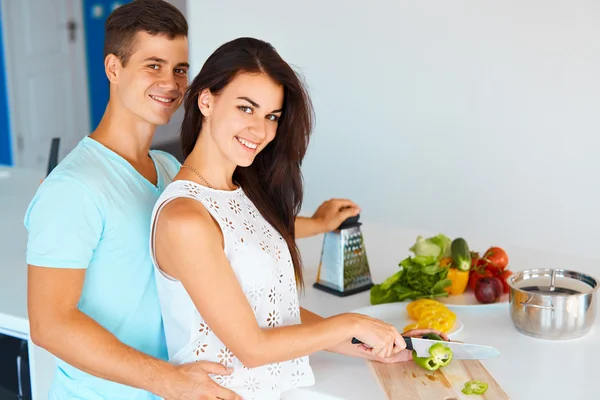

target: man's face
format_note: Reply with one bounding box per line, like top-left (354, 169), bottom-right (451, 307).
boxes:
top-left (112, 31), bottom-right (189, 126)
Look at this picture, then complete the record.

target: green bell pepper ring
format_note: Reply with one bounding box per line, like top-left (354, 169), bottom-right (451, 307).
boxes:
top-left (412, 342), bottom-right (453, 371)
top-left (462, 380), bottom-right (489, 395)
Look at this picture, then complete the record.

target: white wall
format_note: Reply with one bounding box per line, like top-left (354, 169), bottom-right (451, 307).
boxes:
top-left (187, 1), bottom-right (600, 260)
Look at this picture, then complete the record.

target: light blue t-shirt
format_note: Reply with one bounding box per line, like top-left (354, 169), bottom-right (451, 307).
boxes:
top-left (24, 136), bottom-right (181, 399)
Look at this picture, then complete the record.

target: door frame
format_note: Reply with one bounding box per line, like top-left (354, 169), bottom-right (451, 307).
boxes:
top-left (0, 0), bottom-right (91, 169)
top-left (0, 0), bottom-right (16, 166)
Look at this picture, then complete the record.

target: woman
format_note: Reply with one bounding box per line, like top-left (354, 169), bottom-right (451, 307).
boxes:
top-left (150, 37), bottom-right (446, 399)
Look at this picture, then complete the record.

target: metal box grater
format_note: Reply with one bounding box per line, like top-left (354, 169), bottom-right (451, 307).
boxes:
top-left (313, 214), bottom-right (373, 296)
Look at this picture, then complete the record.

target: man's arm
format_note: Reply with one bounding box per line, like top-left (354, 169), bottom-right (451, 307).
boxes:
top-left (24, 179), bottom-right (239, 400)
top-left (295, 198), bottom-right (361, 239)
top-left (28, 266), bottom-right (239, 400)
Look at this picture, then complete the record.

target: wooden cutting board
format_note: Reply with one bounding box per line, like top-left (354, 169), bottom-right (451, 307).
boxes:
top-left (367, 359), bottom-right (510, 400)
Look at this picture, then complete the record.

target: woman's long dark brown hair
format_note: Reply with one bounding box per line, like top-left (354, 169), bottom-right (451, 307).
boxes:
top-left (180, 37), bottom-right (314, 288)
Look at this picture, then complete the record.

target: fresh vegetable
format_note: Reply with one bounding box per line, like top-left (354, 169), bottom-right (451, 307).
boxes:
top-left (482, 246), bottom-right (509, 271)
top-left (450, 238), bottom-right (471, 271)
top-left (469, 268), bottom-right (494, 291)
top-left (412, 342), bottom-right (453, 371)
top-left (462, 380), bottom-right (489, 395)
top-left (410, 234), bottom-right (452, 259)
top-left (404, 299), bottom-right (456, 333)
top-left (498, 270), bottom-right (514, 294)
top-left (370, 234), bottom-right (452, 304)
top-left (474, 277), bottom-right (503, 304)
top-left (439, 257), bottom-right (453, 268)
top-left (446, 267), bottom-right (470, 295)
top-left (422, 333), bottom-right (444, 341)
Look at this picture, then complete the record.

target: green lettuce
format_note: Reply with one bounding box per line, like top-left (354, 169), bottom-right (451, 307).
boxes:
top-left (370, 234), bottom-right (452, 305)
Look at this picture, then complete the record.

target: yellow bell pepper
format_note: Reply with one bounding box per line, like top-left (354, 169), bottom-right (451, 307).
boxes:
top-left (446, 267), bottom-right (469, 295)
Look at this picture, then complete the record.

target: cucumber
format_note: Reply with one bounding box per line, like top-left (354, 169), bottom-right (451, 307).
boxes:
top-left (451, 238), bottom-right (471, 271)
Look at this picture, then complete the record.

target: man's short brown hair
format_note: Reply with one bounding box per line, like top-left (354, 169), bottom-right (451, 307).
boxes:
top-left (104, 0), bottom-right (188, 66)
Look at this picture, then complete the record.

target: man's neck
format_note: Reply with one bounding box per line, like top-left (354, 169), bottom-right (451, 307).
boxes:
top-left (90, 103), bottom-right (156, 164)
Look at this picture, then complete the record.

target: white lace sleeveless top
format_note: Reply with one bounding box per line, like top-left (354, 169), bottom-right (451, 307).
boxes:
top-left (149, 180), bottom-right (315, 399)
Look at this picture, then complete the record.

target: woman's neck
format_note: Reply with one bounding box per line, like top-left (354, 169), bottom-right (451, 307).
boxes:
top-left (182, 135), bottom-right (238, 191)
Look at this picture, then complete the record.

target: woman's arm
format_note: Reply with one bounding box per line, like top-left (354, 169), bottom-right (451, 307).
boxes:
top-left (300, 308), bottom-right (450, 363)
top-left (295, 199), bottom-right (360, 239)
top-left (154, 198), bottom-right (404, 369)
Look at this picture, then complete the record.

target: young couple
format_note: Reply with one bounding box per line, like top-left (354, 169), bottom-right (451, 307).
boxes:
top-left (24, 1), bottom-right (446, 399)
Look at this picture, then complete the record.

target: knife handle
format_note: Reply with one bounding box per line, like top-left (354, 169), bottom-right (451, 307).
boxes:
top-left (351, 336), bottom-right (414, 351)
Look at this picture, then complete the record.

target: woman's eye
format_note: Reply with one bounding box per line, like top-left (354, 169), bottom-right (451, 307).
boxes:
top-left (266, 114), bottom-right (279, 122)
top-left (238, 106), bottom-right (253, 114)
top-left (175, 68), bottom-right (187, 75)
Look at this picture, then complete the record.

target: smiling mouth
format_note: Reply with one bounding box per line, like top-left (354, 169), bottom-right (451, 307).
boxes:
top-left (149, 94), bottom-right (177, 105)
top-left (236, 136), bottom-right (259, 150)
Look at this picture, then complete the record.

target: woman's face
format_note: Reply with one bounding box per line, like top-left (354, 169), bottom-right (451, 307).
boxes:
top-left (199, 72), bottom-right (284, 167)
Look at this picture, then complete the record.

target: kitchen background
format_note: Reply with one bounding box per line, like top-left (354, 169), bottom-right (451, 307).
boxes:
top-left (0, 0), bottom-right (599, 262)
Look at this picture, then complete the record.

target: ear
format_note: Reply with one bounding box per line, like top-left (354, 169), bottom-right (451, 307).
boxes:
top-left (197, 89), bottom-right (213, 117)
top-left (104, 54), bottom-right (122, 84)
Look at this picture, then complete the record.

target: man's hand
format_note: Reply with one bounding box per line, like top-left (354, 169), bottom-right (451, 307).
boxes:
top-left (165, 361), bottom-right (241, 400)
top-left (295, 199), bottom-right (360, 239)
top-left (362, 329), bottom-right (450, 364)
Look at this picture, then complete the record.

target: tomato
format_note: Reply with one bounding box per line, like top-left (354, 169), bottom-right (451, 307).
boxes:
top-left (483, 261), bottom-right (503, 276)
top-left (483, 247), bottom-right (509, 270)
top-left (470, 251), bottom-right (482, 269)
top-left (498, 270), bottom-right (514, 294)
top-left (469, 268), bottom-right (494, 291)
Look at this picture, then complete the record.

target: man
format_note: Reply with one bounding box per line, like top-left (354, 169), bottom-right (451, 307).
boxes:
top-left (24, 1), bottom-right (359, 399)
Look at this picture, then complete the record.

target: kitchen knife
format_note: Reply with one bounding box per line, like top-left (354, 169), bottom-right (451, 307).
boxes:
top-left (351, 336), bottom-right (500, 360)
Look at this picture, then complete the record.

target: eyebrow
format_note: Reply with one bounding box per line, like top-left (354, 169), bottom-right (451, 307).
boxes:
top-left (143, 57), bottom-right (190, 69)
top-left (237, 96), bottom-right (282, 113)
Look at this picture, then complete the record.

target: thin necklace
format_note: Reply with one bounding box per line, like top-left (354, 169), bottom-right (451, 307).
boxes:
top-left (180, 164), bottom-right (213, 189)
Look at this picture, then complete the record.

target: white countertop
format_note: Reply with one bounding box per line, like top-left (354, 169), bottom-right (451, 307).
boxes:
top-left (0, 166), bottom-right (43, 336)
top-left (1, 166), bottom-right (599, 400)
top-left (292, 225), bottom-right (600, 400)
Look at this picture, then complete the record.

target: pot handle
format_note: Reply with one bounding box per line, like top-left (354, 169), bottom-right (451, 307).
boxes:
top-left (520, 295), bottom-right (554, 310)
top-left (519, 302), bottom-right (554, 310)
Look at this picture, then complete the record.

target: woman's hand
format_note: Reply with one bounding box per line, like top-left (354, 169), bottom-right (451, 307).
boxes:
top-left (349, 314), bottom-right (406, 359)
top-left (360, 328), bottom-right (450, 364)
top-left (295, 199), bottom-right (360, 238)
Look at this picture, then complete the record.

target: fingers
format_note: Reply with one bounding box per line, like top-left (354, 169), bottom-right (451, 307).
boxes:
top-left (325, 198), bottom-right (360, 212)
top-left (393, 329), bottom-right (407, 352)
top-left (375, 345), bottom-right (389, 359)
top-left (402, 328), bottom-right (450, 341)
top-left (214, 385), bottom-right (242, 400)
top-left (197, 361), bottom-right (233, 375)
top-left (337, 205), bottom-right (360, 220)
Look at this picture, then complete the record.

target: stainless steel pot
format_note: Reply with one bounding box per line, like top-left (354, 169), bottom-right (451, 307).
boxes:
top-left (507, 268), bottom-right (598, 340)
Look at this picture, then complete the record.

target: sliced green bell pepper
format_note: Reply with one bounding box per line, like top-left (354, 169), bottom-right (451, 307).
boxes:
top-left (462, 380), bottom-right (489, 395)
top-left (412, 342), bottom-right (453, 371)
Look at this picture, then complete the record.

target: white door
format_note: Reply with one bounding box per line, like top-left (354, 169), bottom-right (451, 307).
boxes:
top-left (2, 0), bottom-right (90, 170)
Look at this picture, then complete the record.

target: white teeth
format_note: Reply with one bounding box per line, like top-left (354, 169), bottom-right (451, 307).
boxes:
top-left (237, 137), bottom-right (258, 149)
top-left (150, 95), bottom-right (174, 103)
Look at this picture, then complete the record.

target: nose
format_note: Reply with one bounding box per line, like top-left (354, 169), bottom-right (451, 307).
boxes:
top-left (157, 71), bottom-right (179, 91)
top-left (248, 117), bottom-right (268, 142)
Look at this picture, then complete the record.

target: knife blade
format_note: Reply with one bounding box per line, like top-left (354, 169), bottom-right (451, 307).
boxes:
top-left (351, 336), bottom-right (500, 360)
top-left (408, 337), bottom-right (500, 360)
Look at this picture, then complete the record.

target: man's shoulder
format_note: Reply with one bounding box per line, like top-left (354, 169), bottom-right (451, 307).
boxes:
top-left (150, 149), bottom-right (182, 181)
top-left (40, 142), bottom-right (112, 202)
top-left (150, 149), bottom-right (181, 167)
